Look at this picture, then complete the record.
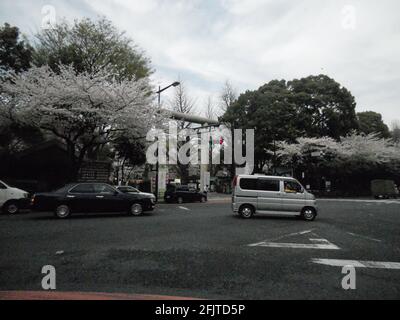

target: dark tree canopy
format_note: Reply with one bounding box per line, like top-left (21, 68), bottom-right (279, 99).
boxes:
top-left (33, 17), bottom-right (152, 81)
top-left (357, 111), bottom-right (390, 138)
top-left (0, 23), bottom-right (33, 73)
top-left (222, 80), bottom-right (300, 171)
top-left (288, 75), bottom-right (359, 139)
top-left (113, 136), bottom-right (147, 167)
top-left (222, 75), bottom-right (359, 172)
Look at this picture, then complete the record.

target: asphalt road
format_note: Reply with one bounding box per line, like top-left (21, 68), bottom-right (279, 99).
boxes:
top-left (1, 199), bottom-right (400, 299)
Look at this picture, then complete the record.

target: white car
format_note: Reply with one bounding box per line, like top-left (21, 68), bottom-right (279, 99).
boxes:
top-left (0, 180), bottom-right (29, 214)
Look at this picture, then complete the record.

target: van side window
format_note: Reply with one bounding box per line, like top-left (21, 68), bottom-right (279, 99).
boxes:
top-left (258, 179), bottom-right (280, 192)
top-left (284, 181), bottom-right (303, 193)
top-left (239, 178), bottom-right (258, 190)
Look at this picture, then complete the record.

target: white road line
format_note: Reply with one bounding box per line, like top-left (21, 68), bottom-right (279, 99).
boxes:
top-left (266, 229), bottom-right (315, 242)
top-left (299, 230), bottom-right (313, 235)
top-left (178, 206), bottom-right (190, 211)
top-left (318, 198), bottom-right (400, 204)
top-left (311, 259), bottom-right (400, 270)
top-left (347, 232), bottom-right (382, 243)
top-left (248, 238), bottom-right (340, 250)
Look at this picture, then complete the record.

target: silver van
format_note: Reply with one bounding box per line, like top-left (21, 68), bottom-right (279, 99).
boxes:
top-left (232, 175), bottom-right (317, 221)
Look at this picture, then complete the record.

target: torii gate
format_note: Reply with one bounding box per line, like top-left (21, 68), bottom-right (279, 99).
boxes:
top-left (155, 109), bottom-right (220, 198)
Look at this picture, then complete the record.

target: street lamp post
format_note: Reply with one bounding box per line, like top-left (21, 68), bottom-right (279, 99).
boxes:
top-left (154, 81), bottom-right (180, 200)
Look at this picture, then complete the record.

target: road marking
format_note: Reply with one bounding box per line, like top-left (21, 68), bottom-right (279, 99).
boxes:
top-left (347, 232), bottom-right (382, 243)
top-left (178, 206), bottom-right (190, 211)
top-left (264, 229), bottom-right (314, 243)
top-left (248, 238), bottom-right (340, 250)
top-left (311, 259), bottom-right (400, 270)
top-left (318, 198), bottom-right (400, 204)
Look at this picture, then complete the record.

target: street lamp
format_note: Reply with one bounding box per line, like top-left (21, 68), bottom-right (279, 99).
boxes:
top-left (156, 81), bottom-right (180, 107)
top-left (154, 81), bottom-right (180, 200)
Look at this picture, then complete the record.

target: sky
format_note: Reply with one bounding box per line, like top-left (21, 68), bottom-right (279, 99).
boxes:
top-left (1, 0), bottom-right (400, 126)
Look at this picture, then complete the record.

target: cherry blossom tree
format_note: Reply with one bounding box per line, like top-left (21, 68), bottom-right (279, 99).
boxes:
top-left (277, 133), bottom-right (400, 184)
top-left (0, 64), bottom-right (163, 179)
top-left (277, 133), bottom-right (400, 195)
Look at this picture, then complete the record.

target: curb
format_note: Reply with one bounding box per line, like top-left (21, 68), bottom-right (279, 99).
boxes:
top-left (0, 290), bottom-right (202, 300)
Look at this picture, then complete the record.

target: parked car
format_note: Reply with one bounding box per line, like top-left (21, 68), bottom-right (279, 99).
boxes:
top-left (371, 179), bottom-right (399, 199)
top-left (116, 185), bottom-right (156, 199)
top-left (232, 175), bottom-right (317, 221)
top-left (0, 180), bottom-right (30, 214)
top-left (31, 182), bottom-right (156, 219)
top-left (164, 185), bottom-right (207, 204)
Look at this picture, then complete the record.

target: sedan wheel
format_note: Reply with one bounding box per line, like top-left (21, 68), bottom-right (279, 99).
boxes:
top-left (55, 204), bottom-right (71, 219)
top-left (200, 196), bottom-right (207, 203)
top-left (177, 197), bottom-right (183, 204)
top-left (130, 203), bottom-right (143, 216)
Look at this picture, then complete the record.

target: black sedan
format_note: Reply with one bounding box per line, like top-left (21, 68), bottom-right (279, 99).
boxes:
top-left (31, 183), bottom-right (156, 218)
top-left (164, 185), bottom-right (207, 204)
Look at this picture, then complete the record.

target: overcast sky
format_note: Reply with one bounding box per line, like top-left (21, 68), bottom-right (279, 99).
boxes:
top-left (1, 0), bottom-right (399, 125)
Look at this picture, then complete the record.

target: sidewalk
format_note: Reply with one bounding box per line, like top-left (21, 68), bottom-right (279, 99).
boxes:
top-left (207, 192), bottom-right (231, 202)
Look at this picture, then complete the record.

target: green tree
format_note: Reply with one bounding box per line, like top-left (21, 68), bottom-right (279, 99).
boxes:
top-left (357, 111), bottom-right (390, 138)
top-left (288, 75), bottom-right (359, 139)
top-left (0, 23), bottom-right (41, 158)
top-left (222, 75), bottom-right (359, 172)
top-left (0, 23), bottom-right (33, 73)
top-left (222, 80), bottom-right (299, 172)
top-left (33, 17), bottom-right (152, 81)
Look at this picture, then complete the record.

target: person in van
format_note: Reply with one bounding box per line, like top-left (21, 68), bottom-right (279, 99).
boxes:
top-left (284, 181), bottom-right (300, 193)
top-left (231, 175), bottom-right (317, 221)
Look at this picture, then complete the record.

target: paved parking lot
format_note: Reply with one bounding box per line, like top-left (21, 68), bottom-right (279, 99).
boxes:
top-left (0, 199), bottom-right (399, 299)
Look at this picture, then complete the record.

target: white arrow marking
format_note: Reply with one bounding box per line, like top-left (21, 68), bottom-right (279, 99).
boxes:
top-left (248, 238), bottom-right (340, 250)
top-left (178, 206), bottom-right (190, 211)
top-left (346, 232), bottom-right (382, 243)
top-left (311, 259), bottom-right (400, 269)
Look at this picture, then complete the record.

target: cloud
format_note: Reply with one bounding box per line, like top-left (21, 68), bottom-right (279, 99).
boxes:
top-left (1, 0), bottom-right (400, 123)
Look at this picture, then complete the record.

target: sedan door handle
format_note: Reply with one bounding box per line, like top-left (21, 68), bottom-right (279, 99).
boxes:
top-left (66, 195), bottom-right (75, 198)
top-left (96, 195), bottom-right (104, 198)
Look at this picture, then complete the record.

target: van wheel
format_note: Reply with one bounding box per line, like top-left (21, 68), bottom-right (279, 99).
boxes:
top-left (54, 204), bottom-right (71, 219)
top-left (177, 197), bottom-right (183, 204)
top-left (302, 207), bottom-right (316, 221)
top-left (239, 205), bottom-right (254, 219)
top-left (3, 201), bottom-right (19, 214)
